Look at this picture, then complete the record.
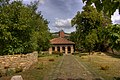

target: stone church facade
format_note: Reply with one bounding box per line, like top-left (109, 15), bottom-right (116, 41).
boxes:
top-left (49, 30), bottom-right (75, 54)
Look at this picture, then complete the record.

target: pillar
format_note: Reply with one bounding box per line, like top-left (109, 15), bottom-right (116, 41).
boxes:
top-left (71, 46), bottom-right (74, 53)
top-left (60, 46), bottom-right (62, 53)
top-left (49, 47), bottom-right (52, 54)
top-left (55, 46), bottom-right (57, 51)
top-left (65, 46), bottom-right (68, 54)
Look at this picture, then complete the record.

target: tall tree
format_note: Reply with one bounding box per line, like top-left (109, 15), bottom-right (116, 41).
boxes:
top-left (0, 0), bottom-right (51, 55)
top-left (71, 6), bottom-right (111, 52)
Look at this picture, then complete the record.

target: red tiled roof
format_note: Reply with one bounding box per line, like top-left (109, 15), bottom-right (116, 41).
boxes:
top-left (50, 37), bottom-right (75, 44)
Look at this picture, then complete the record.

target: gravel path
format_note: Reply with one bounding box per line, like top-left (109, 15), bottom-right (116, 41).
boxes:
top-left (44, 55), bottom-right (95, 80)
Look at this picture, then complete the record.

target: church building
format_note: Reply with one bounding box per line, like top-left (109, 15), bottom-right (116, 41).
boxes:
top-left (49, 30), bottom-right (75, 54)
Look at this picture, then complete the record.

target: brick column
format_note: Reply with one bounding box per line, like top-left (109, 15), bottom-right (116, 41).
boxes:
top-left (49, 47), bottom-right (52, 54)
top-left (71, 46), bottom-right (74, 53)
top-left (55, 46), bottom-right (57, 51)
top-left (60, 46), bottom-right (62, 53)
top-left (65, 46), bottom-right (68, 54)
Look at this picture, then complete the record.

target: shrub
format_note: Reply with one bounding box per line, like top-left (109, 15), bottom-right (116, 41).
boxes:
top-left (38, 52), bottom-right (50, 57)
top-left (15, 67), bottom-right (23, 73)
top-left (72, 52), bottom-right (79, 55)
top-left (49, 59), bottom-right (54, 61)
top-left (52, 51), bottom-right (63, 56)
top-left (59, 53), bottom-right (63, 56)
top-left (6, 68), bottom-right (15, 76)
top-left (91, 51), bottom-right (95, 55)
top-left (36, 63), bottom-right (44, 70)
top-left (100, 65), bottom-right (109, 70)
top-left (113, 77), bottom-right (120, 80)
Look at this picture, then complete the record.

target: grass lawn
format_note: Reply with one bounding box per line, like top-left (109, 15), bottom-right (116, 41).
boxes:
top-left (76, 52), bottom-right (120, 80)
top-left (0, 55), bottom-right (63, 80)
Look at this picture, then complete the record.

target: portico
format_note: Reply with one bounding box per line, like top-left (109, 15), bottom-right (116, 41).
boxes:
top-left (49, 30), bottom-right (75, 54)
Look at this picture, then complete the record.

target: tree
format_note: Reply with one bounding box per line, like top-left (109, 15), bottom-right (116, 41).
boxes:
top-left (0, 0), bottom-right (51, 55)
top-left (71, 5), bottom-right (111, 53)
top-left (84, 29), bottom-right (98, 54)
top-left (108, 24), bottom-right (120, 53)
top-left (82, 0), bottom-right (120, 17)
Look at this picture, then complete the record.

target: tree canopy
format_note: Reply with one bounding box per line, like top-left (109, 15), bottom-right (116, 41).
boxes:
top-left (71, 6), bottom-right (111, 53)
top-left (0, 0), bottom-right (51, 55)
top-left (82, 0), bottom-right (120, 17)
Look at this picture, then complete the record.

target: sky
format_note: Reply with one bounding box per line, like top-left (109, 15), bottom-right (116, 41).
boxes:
top-left (21, 0), bottom-right (120, 33)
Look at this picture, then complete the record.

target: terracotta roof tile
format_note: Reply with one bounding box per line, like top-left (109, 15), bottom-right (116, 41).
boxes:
top-left (50, 37), bottom-right (75, 44)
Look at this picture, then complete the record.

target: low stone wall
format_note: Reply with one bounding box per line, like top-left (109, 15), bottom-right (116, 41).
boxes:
top-left (0, 51), bottom-right (38, 73)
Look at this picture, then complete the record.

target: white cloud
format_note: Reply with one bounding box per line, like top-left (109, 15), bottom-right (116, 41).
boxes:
top-left (111, 9), bottom-right (120, 24)
top-left (54, 18), bottom-right (71, 29)
top-left (50, 18), bottom-right (76, 33)
top-left (39, 0), bottom-right (45, 4)
top-left (12, 0), bottom-right (45, 4)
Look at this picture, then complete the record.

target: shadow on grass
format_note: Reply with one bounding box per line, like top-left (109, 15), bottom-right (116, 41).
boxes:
top-left (103, 52), bottom-right (120, 59)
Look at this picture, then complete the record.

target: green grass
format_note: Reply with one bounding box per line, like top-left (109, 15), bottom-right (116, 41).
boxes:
top-left (0, 55), bottom-right (63, 80)
top-left (76, 53), bottom-right (120, 80)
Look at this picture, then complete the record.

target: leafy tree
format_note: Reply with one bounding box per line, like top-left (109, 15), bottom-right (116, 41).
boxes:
top-left (84, 29), bottom-right (98, 54)
top-left (0, 0), bottom-right (51, 55)
top-left (82, 0), bottom-right (120, 17)
top-left (108, 24), bottom-right (120, 53)
top-left (71, 6), bottom-right (111, 53)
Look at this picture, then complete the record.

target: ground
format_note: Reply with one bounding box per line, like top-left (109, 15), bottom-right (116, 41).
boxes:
top-left (44, 55), bottom-right (94, 80)
top-left (76, 52), bottom-right (120, 80)
top-left (0, 52), bottom-right (120, 80)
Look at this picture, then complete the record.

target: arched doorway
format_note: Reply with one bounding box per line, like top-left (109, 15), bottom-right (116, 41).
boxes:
top-left (52, 47), bottom-right (55, 51)
top-left (68, 46), bottom-right (71, 53)
top-left (57, 46), bottom-right (60, 52)
top-left (62, 47), bottom-right (65, 53)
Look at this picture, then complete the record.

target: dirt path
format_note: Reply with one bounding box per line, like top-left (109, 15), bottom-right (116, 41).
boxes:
top-left (44, 55), bottom-right (96, 80)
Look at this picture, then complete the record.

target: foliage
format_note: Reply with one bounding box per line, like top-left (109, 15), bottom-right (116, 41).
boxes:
top-left (84, 30), bottom-right (98, 54)
top-left (82, 0), bottom-right (120, 17)
top-left (52, 51), bottom-right (63, 56)
top-left (71, 6), bottom-right (111, 53)
top-left (0, 0), bottom-right (51, 55)
top-left (108, 24), bottom-right (120, 53)
top-left (15, 67), bottom-right (23, 73)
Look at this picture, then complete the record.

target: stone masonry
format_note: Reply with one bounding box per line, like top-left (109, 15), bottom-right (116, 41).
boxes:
top-left (0, 51), bottom-right (38, 72)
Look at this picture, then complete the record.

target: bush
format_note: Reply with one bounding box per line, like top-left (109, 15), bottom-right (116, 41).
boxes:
top-left (38, 52), bottom-right (50, 57)
top-left (52, 51), bottom-right (63, 56)
top-left (100, 65), bottom-right (109, 70)
top-left (72, 52), bottom-right (79, 55)
top-left (6, 68), bottom-right (15, 76)
top-left (59, 53), bottom-right (63, 56)
top-left (49, 59), bottom-right (54, 61)
top-left (113, 77), bottom-right (120, 80)
top-left (15, 67), bottom-right (23, 73)
top-left (36, 63), bottom-right (44, 70)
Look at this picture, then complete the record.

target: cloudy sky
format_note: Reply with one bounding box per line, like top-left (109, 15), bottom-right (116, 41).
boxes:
top-left (22, 0), bottom-right (120, 33)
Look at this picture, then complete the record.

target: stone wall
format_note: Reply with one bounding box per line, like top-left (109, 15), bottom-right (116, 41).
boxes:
top-left (0, 51), bottom-right (38, 72)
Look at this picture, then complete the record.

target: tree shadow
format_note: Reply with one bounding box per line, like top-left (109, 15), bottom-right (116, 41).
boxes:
top-left (103, 52), bottom-right (120, 59)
